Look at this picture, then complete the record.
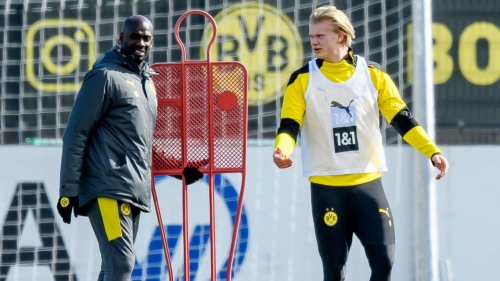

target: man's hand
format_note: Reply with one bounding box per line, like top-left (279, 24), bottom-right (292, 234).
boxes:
top-left (57, 196), bottom-right (79, 224)
top-left (172, 166), bottom-right (204, 185)
top-left (431, 154), bottom-right (449, 180)
top-left (183, 166), bottom-right (203, 185)
top-left (273, 147), bottom-right (293, 169)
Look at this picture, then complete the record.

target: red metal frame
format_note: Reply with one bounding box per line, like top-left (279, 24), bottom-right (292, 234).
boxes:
top-left (150, 10), bottom-right (248, 281)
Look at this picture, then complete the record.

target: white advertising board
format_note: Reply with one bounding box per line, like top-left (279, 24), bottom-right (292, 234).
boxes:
top-left (1, 145), bottom-right (500, 280)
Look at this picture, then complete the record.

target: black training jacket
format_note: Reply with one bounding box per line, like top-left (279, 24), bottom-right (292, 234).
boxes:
top-left (60, 45), bottom-right (158, 213)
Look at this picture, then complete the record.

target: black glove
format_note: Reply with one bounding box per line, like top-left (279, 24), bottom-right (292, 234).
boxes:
top-left (183, 166), bottom-right (203, 185)
top-left (57, 196), bottom-right (79, 224)
top-left (172, 166), bottom-right (204, 185)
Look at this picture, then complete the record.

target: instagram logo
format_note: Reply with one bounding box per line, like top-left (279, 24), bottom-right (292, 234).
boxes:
top-left (25, 19), bottom-right (96, 92)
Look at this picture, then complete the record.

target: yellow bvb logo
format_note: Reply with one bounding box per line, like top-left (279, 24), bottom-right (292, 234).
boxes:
top-left (60, 197), bottom-right (70, 208)
top-left (120, 202), bottom-right (131, 216)
top-left (324, 209), bottom-right (338, 226)
top-left (202, 3), bottom-right (303, 106)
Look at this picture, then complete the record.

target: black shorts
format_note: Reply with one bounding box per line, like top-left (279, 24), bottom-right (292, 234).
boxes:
top-left (310, 178), bottom-right (395, 275)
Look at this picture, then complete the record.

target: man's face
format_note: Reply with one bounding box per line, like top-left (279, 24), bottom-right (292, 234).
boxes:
top-left (309, 20), bottom-right (343, 62)
top-left (120, 22), bottom-right (153, 64)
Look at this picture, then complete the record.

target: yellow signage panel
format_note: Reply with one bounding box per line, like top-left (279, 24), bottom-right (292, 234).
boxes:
top-left (25, 19), bottom-right (96, 92)
top-left (202, 3), bottom-right (303, 106)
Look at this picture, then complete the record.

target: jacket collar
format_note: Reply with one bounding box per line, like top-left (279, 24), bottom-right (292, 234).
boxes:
top-left (344, 47), bottom-right (356, 66)
top-left (94, 45), bottom-right (156, 77)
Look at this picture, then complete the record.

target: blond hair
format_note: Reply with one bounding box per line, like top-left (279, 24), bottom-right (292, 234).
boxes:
top-left (310, 6), bottom-right (355, 47)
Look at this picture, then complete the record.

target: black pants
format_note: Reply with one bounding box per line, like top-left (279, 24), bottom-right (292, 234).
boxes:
top-left (311, 179), bottom-right (395, 281)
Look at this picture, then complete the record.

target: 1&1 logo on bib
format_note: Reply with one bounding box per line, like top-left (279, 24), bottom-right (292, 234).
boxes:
top-left (331, 99), bottom-right (359, 153)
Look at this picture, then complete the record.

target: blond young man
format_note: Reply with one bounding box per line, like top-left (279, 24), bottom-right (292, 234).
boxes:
top-left (273, 6), bottom-right (448, 281)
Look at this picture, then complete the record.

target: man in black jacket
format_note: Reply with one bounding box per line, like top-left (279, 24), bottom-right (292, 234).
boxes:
top-left (58, 15), bottom-right (157, 280)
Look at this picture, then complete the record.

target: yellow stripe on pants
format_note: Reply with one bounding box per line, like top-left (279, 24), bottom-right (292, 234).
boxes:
top-left (97, 197), bottom-right (122, 241)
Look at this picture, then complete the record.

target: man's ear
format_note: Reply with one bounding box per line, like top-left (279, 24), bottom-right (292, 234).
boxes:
top-left (119, 32), bottom-right (124, 44)
top-left (337, 33), bottom-right (344, 43)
